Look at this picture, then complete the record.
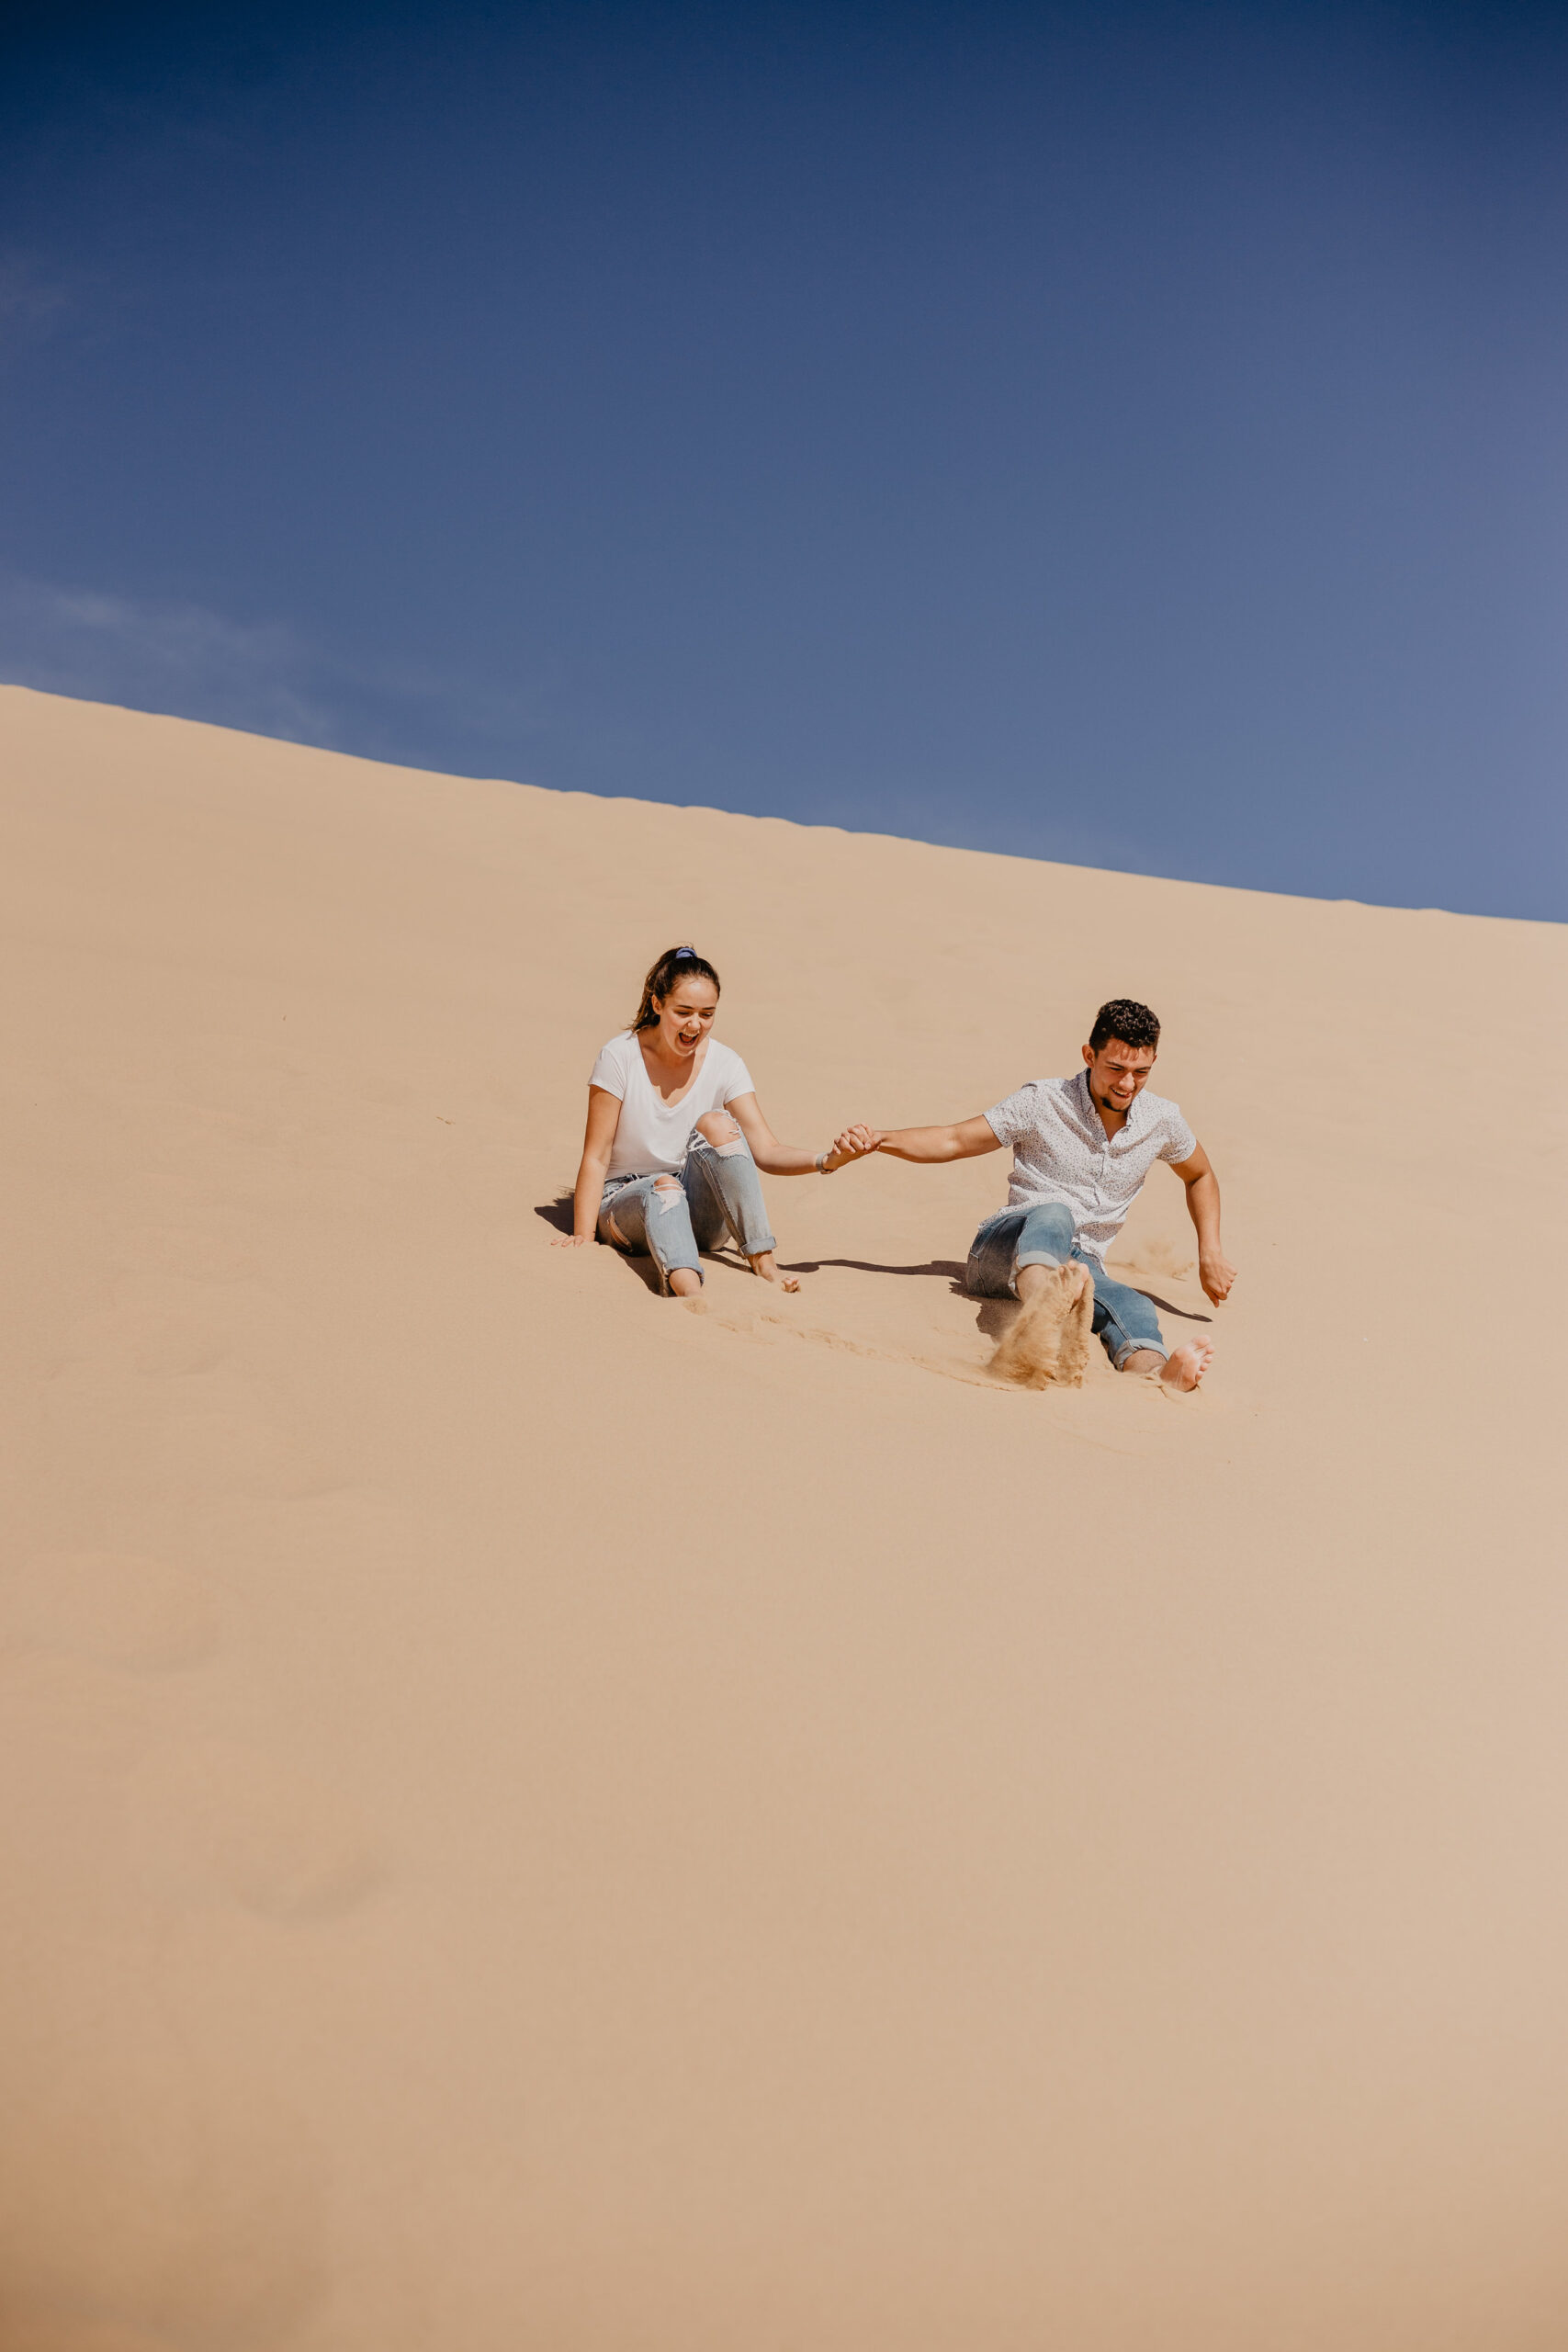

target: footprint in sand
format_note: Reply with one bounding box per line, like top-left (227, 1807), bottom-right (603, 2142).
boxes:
top-left (0, 1551), bottom-right (221, 1673)
top-left (125, 1735), bottom-right (384, 1921)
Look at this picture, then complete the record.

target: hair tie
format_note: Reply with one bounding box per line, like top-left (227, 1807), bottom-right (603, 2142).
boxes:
top-left (673, 947), bottom-right (696, 960)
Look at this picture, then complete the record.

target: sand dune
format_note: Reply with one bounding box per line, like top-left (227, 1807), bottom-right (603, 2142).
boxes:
top-left (1, 682), bottom-right (1564, 2349)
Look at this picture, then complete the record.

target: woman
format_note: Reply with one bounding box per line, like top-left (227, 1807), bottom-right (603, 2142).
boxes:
top-left (556, 944), bottom-right (871, 1298)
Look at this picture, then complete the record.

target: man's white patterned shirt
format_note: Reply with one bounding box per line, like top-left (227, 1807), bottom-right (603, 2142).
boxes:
top-left (984, 1069), bottom-right (1197, 1264)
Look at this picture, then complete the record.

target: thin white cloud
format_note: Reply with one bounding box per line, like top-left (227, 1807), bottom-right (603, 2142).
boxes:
top-left (0, 570), bottom-right (559, 767)
top-left (0, 254), bottom-right (72, 359)
top-left (0, 572), bottom-right (339, 742)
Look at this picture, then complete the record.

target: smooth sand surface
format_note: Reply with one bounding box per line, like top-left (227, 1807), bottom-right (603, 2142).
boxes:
top-left (2, 683), bottom-right (1564, 2349)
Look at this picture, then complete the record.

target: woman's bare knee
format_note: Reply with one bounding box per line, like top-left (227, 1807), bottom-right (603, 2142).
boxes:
top-left (694, 1111), bottom-right (745, 1155)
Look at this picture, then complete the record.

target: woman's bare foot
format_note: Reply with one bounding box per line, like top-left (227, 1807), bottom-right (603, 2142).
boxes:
top-left (1158, 1341), bottom-right (1213, 1392)
top-left (669, 1268), bottom-right (703, 1299)
top-left (749, 1251), bottom-right (800, 1293)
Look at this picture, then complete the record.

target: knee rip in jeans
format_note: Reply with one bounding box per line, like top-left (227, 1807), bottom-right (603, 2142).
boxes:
top-left (651, 1175), bottom-right (684, 1212)
top-left (694, 1112), bottom-right (745, 1157)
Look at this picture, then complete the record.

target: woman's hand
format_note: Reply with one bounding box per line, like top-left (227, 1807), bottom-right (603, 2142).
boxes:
top-left (822, 1124), bottom-right (880, 1171)
top-left (552, 1231), bottom-right (592, 1249)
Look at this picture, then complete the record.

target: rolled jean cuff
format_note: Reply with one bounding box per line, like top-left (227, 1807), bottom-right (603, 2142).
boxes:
top-left (1107, 1335), bottom-right (1166, 1371)
top-left (1014, 1245), bottom-right (1070, 1272)
top-left (1089, 1288), bottom-right (1168, 1370)
top-left (597, 1180), bottom-right (703, 1295)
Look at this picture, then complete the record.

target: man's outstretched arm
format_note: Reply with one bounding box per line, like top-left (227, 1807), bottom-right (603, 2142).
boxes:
top-left (871, 1114), bottom-right (1003, 1164)
top-left (1168, 1145), bottom-right (1236, 1306)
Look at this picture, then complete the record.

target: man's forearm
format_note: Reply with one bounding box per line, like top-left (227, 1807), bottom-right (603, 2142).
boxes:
top-left (875, 1125), bottom-right (966, 1163)
top-left (1184, 1169), bottom-right (1224, 1256)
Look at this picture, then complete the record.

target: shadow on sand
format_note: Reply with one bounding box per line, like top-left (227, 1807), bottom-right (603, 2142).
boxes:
top-left (1117, 1284), bottom-right (1213, 1324)
top-left (973, 1276), bottom-right (1212, 1348)
top-left (535, 1194), bottom-right (739, 1297)
top-left (778, 1258), bottom-right (969, 1286)
top-left (538, 1208), bottom-right (1215, 1331)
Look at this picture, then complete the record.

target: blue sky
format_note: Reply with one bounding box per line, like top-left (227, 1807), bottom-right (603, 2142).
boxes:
top-left (2, 0), bottom-right (1564, 918)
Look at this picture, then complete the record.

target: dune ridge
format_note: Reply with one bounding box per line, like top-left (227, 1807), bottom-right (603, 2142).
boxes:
top-left (1, 684), bottom-right (1564, 2349)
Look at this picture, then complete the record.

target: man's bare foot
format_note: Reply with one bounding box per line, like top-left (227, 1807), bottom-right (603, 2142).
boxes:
top-left (1157, 1341), bottom-right (1213, 1392)
top-left (749, 1251), bottom-right (800, 1293)
top-left (991, 1262), bottom-right (1093, 1388)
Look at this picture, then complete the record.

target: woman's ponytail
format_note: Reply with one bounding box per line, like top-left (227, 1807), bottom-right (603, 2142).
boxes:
top-left (629, 944), bottom-right (721, 1031)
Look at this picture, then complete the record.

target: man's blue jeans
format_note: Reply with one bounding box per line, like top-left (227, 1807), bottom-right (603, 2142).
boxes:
top-left (966, 1201), bottom-right (1167, 1370)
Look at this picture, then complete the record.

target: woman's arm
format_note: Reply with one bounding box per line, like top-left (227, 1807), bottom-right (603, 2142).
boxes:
top-left (872, 1114), bottom-right (1002, 1164)
top-left (555, 1086), bottom-right (623, 1247)
top-left (723, 1093), bottom-right (878, 1177)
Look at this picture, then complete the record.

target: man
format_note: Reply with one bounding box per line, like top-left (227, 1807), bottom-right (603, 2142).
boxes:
top-left (866, 1000), bottom-right (1235, 1392)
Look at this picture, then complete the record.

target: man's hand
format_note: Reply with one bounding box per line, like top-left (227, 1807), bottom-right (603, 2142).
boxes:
top-left (1199, 1250), bottom-right (1236, 1306)
top-left (823, 1124), bottom-right (879, 1170)
top-left (1170, 1148), bottom-right (1232, 1305)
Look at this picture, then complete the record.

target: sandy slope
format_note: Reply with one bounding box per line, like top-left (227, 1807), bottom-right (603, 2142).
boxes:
top-left (0, 683), bottom-right (1564, 2350)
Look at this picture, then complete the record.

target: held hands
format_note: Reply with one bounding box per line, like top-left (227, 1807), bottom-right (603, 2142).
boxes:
top-left (820, 1123), bottom-right (880, 1172)
top-left (1199, 1250), bottom-right (1237, 1306)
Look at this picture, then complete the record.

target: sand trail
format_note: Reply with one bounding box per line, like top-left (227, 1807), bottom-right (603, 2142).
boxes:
top-left (1, 685), bottom-right (1564, 2349)
top-left (987, 1262), bottom-right (1095, 1389)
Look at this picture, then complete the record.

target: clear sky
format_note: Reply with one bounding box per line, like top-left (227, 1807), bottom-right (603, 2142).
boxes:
top-left (2, 0), bottom-right (1563, 918)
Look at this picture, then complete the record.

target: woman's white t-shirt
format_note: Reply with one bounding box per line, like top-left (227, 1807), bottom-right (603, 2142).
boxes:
top-left (590, 1031), bottom-right (757, 1180)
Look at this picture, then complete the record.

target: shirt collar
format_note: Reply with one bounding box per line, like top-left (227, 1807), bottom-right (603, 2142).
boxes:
top-left (1079, 1066), bottom-right (1149, 1138)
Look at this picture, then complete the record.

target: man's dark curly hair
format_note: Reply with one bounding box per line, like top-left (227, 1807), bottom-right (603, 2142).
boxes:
top-left (1089, 999), bottom-right (1161, 1054)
